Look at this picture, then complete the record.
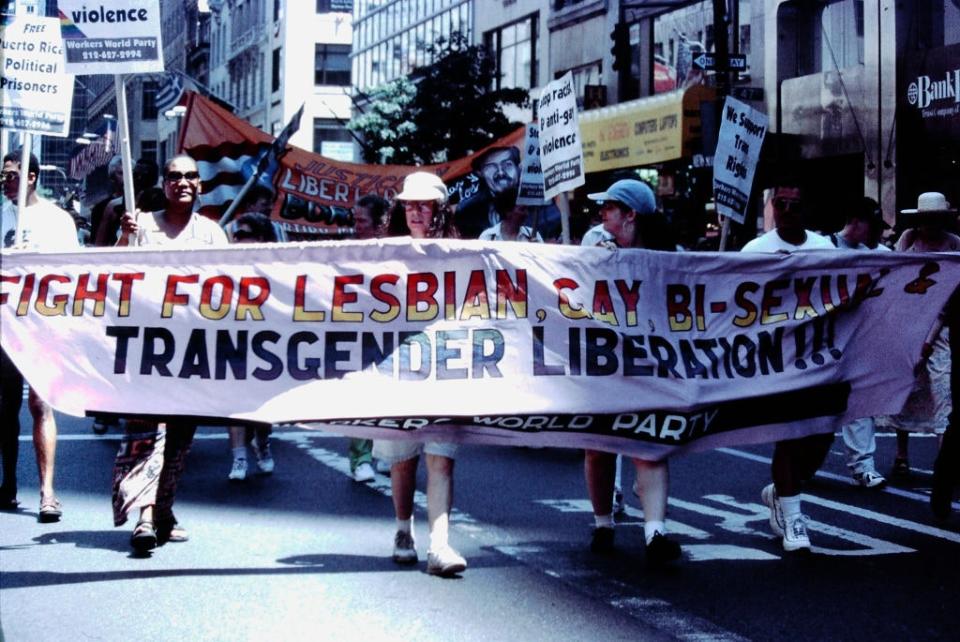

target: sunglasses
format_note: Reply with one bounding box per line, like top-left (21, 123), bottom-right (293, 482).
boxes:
top-left (232, 230), bottom-right (258, 240)
top-left (773, 197), bottom-right (801, 211)
top-left (165, 170), bottom-right (200, 182)
top-left (0, 171), bottom-right (20, 183)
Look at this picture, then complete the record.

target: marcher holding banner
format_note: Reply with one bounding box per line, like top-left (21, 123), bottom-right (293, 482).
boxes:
top-left (373, 172), bottom-right (467, 577)
top-left (111, 155), bottom-right (228, 553)
top-left (742, 179), bottom-right (834, 553)
top-left (0, 150), bottom-right (78, 520)
top-left (582, 179), bottom-right (682, 566)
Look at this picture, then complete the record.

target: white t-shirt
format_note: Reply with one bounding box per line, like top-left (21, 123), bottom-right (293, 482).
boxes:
top-left (581, 223), bottom-right (613, 247)
top-left (1, 198), bottom-right (79, 251)
top-left (740, 229), bottom-right (834, 253)
top-left (133, 210), bottom-right (229, 247)
top-left (479, 222), bottom-right (543, 243)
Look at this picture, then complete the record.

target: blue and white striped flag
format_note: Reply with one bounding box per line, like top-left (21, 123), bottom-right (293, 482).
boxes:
top-left (155, 73), bottom-right (184, 112)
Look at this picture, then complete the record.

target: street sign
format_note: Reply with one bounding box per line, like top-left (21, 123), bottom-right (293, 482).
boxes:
top-left (731, 86), bottom-right (764, 102)
top-left (692, 53), bottom-right (747, 72)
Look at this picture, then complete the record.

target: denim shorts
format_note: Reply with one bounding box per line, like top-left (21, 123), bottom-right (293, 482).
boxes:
top-left (372, 439), bottom-right (459, 464)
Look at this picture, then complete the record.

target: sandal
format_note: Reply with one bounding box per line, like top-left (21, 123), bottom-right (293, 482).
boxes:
top-left (131, 520), bottom-right (158, 552)
top-left (38, 496), bottom-right (62, 523)
top-left (156, 516), bottom-right (189, 544)
top-left (892, 457), bottom-right (910, 478)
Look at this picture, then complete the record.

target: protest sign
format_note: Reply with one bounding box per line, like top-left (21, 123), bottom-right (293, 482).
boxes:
top-left (537, 72), bottom-right (585, 199)
top-left (713, 96), bottom-right (768, 224)
top-left (2, 242), bottom-right (957, 459)
top-left (57, 0), bottom-right (164, 74)
top-left (0, 14), bottom-right (74, 136)
top-left (516, 123), bottom-right (546, 206)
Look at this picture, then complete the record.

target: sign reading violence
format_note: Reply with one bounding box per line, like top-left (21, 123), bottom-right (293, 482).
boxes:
top-left (537, 72), bottom-right (585, 199)
top-left (57, 0), bottom-right (164, 74)
top-left (2, 243), bottom-right (958, 459)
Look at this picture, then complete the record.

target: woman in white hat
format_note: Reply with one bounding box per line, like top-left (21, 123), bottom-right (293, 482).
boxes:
top-left (880, 192), bottom-right (960, 477)
top-left (373, 171), bottom-right (467, 577)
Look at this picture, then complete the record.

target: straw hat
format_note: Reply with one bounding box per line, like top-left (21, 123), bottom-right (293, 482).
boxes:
top-left (900, 192), bottom-right (956, 215)
top-left (396, 171), bottom-right (447, 203)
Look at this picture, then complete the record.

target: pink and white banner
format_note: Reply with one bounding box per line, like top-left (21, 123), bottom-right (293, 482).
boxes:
top-left (1, 241), bottom-right (957, 459)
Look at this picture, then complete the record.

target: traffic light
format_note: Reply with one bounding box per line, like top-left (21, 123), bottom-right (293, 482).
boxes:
top-left (610, 22), bottom-right (631, 73)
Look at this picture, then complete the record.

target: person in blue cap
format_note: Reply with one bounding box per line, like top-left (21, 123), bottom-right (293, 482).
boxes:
top-left (582, 178), bottom-right (681, 567)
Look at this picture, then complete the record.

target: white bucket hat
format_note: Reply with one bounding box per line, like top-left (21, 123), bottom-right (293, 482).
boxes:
top-left (396, 171), bottom-right (447, 203)
top-left (900, 192), bottom-right (956, 215)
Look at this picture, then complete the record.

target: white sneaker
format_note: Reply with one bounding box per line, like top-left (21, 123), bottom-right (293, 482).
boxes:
top-left (375, 459), bottom-right (391, 474)
top-left (782, 514), bottom-right (811, 551)
top-left (353, 462), bottom-right (375, 483)
top-left (852, 470), bottom-right (886, 488)
top-left (256, 444), bottom-right (274, 475)
top-left (392, 530), bottom-right (417, 564)
top-left (228, 457), bottom-right (248, 481)
top-left (426, 545), bottom-right (467, 576)
top-left (761, 484), bottom-right (785, 537)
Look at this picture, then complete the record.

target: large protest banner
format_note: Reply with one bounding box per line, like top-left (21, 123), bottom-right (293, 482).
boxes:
top-left (2, 243), bottom-right (958, 459)
top-left (0, 14), bottom-right (74, 137)
top-left (179, 92), bottom-right (525, 236)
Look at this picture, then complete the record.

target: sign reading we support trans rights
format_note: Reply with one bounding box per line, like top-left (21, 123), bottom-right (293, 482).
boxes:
top-left (1, 241), bottom-right (958, 460)
top-left (0, 15), bottom-right (74, 136)
top-left (57, 0), bottom-right (164, 74)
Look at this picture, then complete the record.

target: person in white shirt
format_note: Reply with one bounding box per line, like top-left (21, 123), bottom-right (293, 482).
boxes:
top-left (741, 181), bottom-right (835, 553)
top-left (479, 203), bottom-right (544, 242)
top-left (0, 150), bottom-right (79, 521)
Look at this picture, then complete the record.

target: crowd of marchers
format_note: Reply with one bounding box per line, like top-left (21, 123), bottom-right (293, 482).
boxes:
top-left (1, 145), bottom-right (958, 576)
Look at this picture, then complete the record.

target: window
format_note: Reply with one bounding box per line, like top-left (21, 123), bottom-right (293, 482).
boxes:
top-left (141, 140), bottom-right (158, 166)
top-left (142, 81), bottom-right (158, 120)
top-left (485, 14), bottom-right (537, 90)
top-left (315, 44), bottom-right (352, 85)
top-left (317, 0), bottom-right (353, 12)
top-left (778, 0), bottom-right (864, 79)
top-left (272, 47), bottom-right (281, 92)
top-left (313, 118), bottom-right (354, 161)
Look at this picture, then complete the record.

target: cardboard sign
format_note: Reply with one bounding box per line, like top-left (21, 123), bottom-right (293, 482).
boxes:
top-left (713, 96), bottom-right (768, 224)
top-left (537, 72), bottom-right (585, 199)
top-left (0, 15), bottom-right (75, 136)
top-left (516, 122), bottom-right (546, 206)
top-left (57, 0), bottom-right (164, 74)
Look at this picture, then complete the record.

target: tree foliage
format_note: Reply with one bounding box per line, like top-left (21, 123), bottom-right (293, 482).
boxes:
top-left (348, 32), bottom-right (530, 165)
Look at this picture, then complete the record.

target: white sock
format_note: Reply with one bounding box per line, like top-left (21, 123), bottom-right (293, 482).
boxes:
top-left (780, 495), bottom-right (802, 521)
top-left (644, 520), bottom-right (666, 544)
top-left (232, 447), bottom-right (246, 460)
top-left (594, 513), bottom-right (614, 529)
top-left (396, 517), bottom-right (412, 534)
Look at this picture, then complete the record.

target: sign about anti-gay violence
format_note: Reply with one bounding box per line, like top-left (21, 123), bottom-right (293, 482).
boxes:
top-left (1, 242), bottom-right (958, 460)
top-left (0, 15), bottom-right (75, 136)
top-left (713, 96), bottom-right (768, 224)
top-left (57, 0), bottom-right (164, 74)
top-left (516, 122), bottom-right (546, 206)
top-left (538, 72), bottom-right (585, 199)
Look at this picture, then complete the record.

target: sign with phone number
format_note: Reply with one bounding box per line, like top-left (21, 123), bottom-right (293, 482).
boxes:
top-left (58, 0), bottom-right (164, 74)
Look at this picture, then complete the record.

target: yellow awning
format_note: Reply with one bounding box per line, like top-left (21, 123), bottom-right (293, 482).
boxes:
top-left (579, 85), bottom-right (715, 173)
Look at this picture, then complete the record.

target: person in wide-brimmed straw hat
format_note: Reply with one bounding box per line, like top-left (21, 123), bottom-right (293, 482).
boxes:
top-left (386, 171), bottom-right (458, 239)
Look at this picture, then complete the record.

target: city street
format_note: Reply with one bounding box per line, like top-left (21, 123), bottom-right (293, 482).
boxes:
top-left (1, 407), bottom-right (958, 641)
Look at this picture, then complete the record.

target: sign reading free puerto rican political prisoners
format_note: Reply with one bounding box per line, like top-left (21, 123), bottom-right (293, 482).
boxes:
top-left (57, 0), bottom-right (164, 74)
top-left (0, 15), bottom-right (75, 137)
top-left (1, 242), bottom-right (958, 460)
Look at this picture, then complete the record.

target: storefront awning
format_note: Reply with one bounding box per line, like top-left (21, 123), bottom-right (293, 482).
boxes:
top-left (579, 85), bottom-right (715, 173)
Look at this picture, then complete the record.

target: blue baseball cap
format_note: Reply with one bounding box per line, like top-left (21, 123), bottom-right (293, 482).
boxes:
top-left (587, 179), bottom-right (656, 215)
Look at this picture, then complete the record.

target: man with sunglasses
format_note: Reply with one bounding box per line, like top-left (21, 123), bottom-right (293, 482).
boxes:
top-left (112, 154), bottom-right (228, 553)
top-left (741, 180), bottom-right (833, 553)
top-left (0, 150), bottom-right (79, 521)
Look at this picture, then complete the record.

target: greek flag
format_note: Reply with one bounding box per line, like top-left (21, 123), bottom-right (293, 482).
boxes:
top-left (155, 73), bottom-right (184, 112)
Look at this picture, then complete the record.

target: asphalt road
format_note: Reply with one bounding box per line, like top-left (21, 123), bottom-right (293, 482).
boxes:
top-left (1, 409), bottom-right (958, 641)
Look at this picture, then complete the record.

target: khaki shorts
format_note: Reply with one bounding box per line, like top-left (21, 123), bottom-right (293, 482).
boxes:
top-left (372, 439), bottom-right (459, 464)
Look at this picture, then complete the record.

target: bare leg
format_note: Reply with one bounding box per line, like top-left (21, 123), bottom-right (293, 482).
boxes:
top-left (632, 458), bottom-right (668, 522)
top-left (228, 425), bottom-right (246, 450)
top-left (425, 454), bottom-right (454, 549)
top-left (390, 456), bottom-right (418, 521)
top-left (584, 450), bottom-right (616, 516)
top-left (28, 389), bottom-right (56, 500)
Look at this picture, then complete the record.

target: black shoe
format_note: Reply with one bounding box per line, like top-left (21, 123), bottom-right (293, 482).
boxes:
top-left (645, 532), bottom-right (681, 567)
top-left (0, 487), bottom-right (18, 511)
top-left (590, 527), bottom-right (615, 553)
top-left (131, 520), bottom-right (158, 552)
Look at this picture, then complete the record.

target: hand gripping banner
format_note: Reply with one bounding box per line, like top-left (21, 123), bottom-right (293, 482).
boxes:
top-left (1, 242), bottom-right (958, 460)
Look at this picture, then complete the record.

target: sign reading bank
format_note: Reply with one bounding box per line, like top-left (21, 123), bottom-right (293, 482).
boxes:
top-left (58, 0), bottom-right (164, 74)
